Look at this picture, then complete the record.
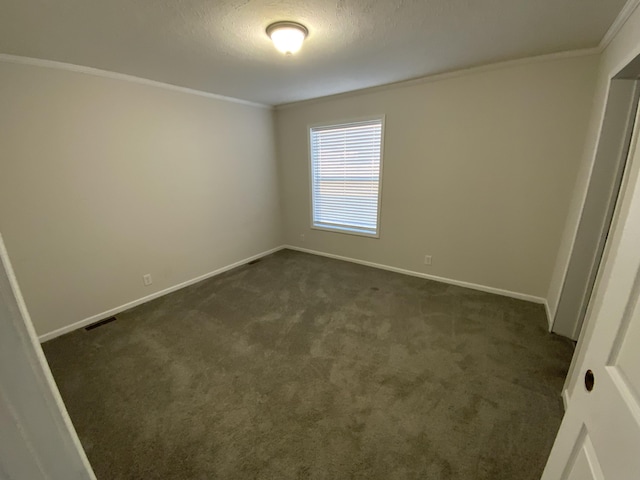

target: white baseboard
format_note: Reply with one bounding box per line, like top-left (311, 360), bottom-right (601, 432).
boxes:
top-left (284, 245), bottom-right (547, 305)
top-left (544, 300), bottom-right (554, 332)
top-left (38, 245), bottom-right (286, 342)
top-left (562, 389), bottom-right (570, 411)
top-left (40, 244), bottom-right (549, 342)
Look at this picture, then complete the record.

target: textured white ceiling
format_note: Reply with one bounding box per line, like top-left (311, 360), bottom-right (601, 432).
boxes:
top-left (0, 0), bottom-right (628, 105)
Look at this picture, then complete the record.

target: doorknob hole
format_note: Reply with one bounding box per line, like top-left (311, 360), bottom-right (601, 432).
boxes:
top-left (584, 369), bottom-right (595, 392)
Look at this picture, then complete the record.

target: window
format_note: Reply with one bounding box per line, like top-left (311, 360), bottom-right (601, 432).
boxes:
top-left (309, 117), bottom-right (384, 237)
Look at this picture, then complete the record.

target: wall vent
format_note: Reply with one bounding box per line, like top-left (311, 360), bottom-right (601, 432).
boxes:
top-left (85, 316), bottom-right (116, 331)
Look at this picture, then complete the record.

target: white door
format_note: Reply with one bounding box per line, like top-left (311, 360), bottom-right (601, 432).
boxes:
top-left (0, 234), bottom-right (95, 479)
top-left (542, 106), bottom-right (640, 478)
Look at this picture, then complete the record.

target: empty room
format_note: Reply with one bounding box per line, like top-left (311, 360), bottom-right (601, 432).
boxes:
top-left (2, 0), bottom-right (640, 479)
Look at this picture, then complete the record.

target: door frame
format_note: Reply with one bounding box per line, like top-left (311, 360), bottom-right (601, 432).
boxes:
top-left (561, 48), bottom-right (640, 409)
top-left (552, 81), bottom-right (639, 341)
top-left (543, 81), bottom-right (640, 479)
top-left (0, 233), bottom-right (95, 479)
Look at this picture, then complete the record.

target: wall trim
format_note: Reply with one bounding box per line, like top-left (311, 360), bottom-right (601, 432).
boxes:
top-left (39, 244), bottom-right (553, 342)
top-left (38, 246), bottom-right (285, 342)
top-left (284, 245), bottom-right (547, 306)
top-left (3, 1), bottom-right (634, 113)
top-left (599, 0), bottom-right (640, 51)
top-left (544, 300), bottom-right (554, 332)
top-left (0, 54), bottom-right (271, 110)
top-left (562, 389), bottom-right (570, 411)
top-left (1, 46), bottom-right (605, 112)
top-left (275, 48), bottom-right (600, 110)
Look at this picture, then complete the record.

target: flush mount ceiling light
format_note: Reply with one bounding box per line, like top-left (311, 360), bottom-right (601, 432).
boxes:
top-left (266, 21), bottom-right (308, 55)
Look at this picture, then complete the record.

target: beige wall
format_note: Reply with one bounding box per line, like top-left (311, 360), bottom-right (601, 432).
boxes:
top-left (0, 49), bottom-right (609, 338)
top-left (0, 61), bottom-right (282, 337)
top-left (557, 5), bottom-right (640, 401)
top-left (276, 55), bottom-right (599, 300)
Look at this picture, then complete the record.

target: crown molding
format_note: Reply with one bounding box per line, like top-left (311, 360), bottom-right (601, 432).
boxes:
top-left (5, 0), bottom-right (636, 113)
top-left (275, 48), bottom-right (600, 110)
top-left (0, 54), bottom-right (272, 110)
top-left (599, 0), bottom-right (640, 51)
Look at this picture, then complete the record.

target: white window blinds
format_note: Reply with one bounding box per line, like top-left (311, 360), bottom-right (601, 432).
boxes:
top-left (310, 118), bottom-right (383, 237)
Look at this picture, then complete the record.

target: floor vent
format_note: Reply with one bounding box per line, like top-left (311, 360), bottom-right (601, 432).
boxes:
top-left (85, 316), bottom-right (116, 331)
top-left (247, 259), bottom-right (262, 265)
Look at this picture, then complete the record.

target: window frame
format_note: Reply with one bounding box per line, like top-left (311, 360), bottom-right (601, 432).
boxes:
top-left (307, 115), bottom-right (386, 239)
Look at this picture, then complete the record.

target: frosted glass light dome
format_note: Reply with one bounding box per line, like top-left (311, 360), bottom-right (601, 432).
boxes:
top-left (266, 22), bottom-right (308, 55)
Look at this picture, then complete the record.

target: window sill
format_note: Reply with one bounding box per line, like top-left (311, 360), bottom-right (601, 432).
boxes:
top-left (311, 224), bottom-right (380, 239)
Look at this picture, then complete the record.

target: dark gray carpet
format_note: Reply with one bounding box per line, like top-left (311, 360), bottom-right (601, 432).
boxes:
top-left (43, 249), bottom-right (573, 480)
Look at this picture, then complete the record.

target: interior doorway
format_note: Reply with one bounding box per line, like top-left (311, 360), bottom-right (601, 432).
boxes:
top-left (553, 66), bottom-right (640, 340)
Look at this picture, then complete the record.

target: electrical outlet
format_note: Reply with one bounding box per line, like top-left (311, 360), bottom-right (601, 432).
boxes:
top-left (424, 255), bottom-right (432, 266)
top-left (300, 233), bottom-right (305, 242)
top-left (143, 274), bottom-right (153, 286)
